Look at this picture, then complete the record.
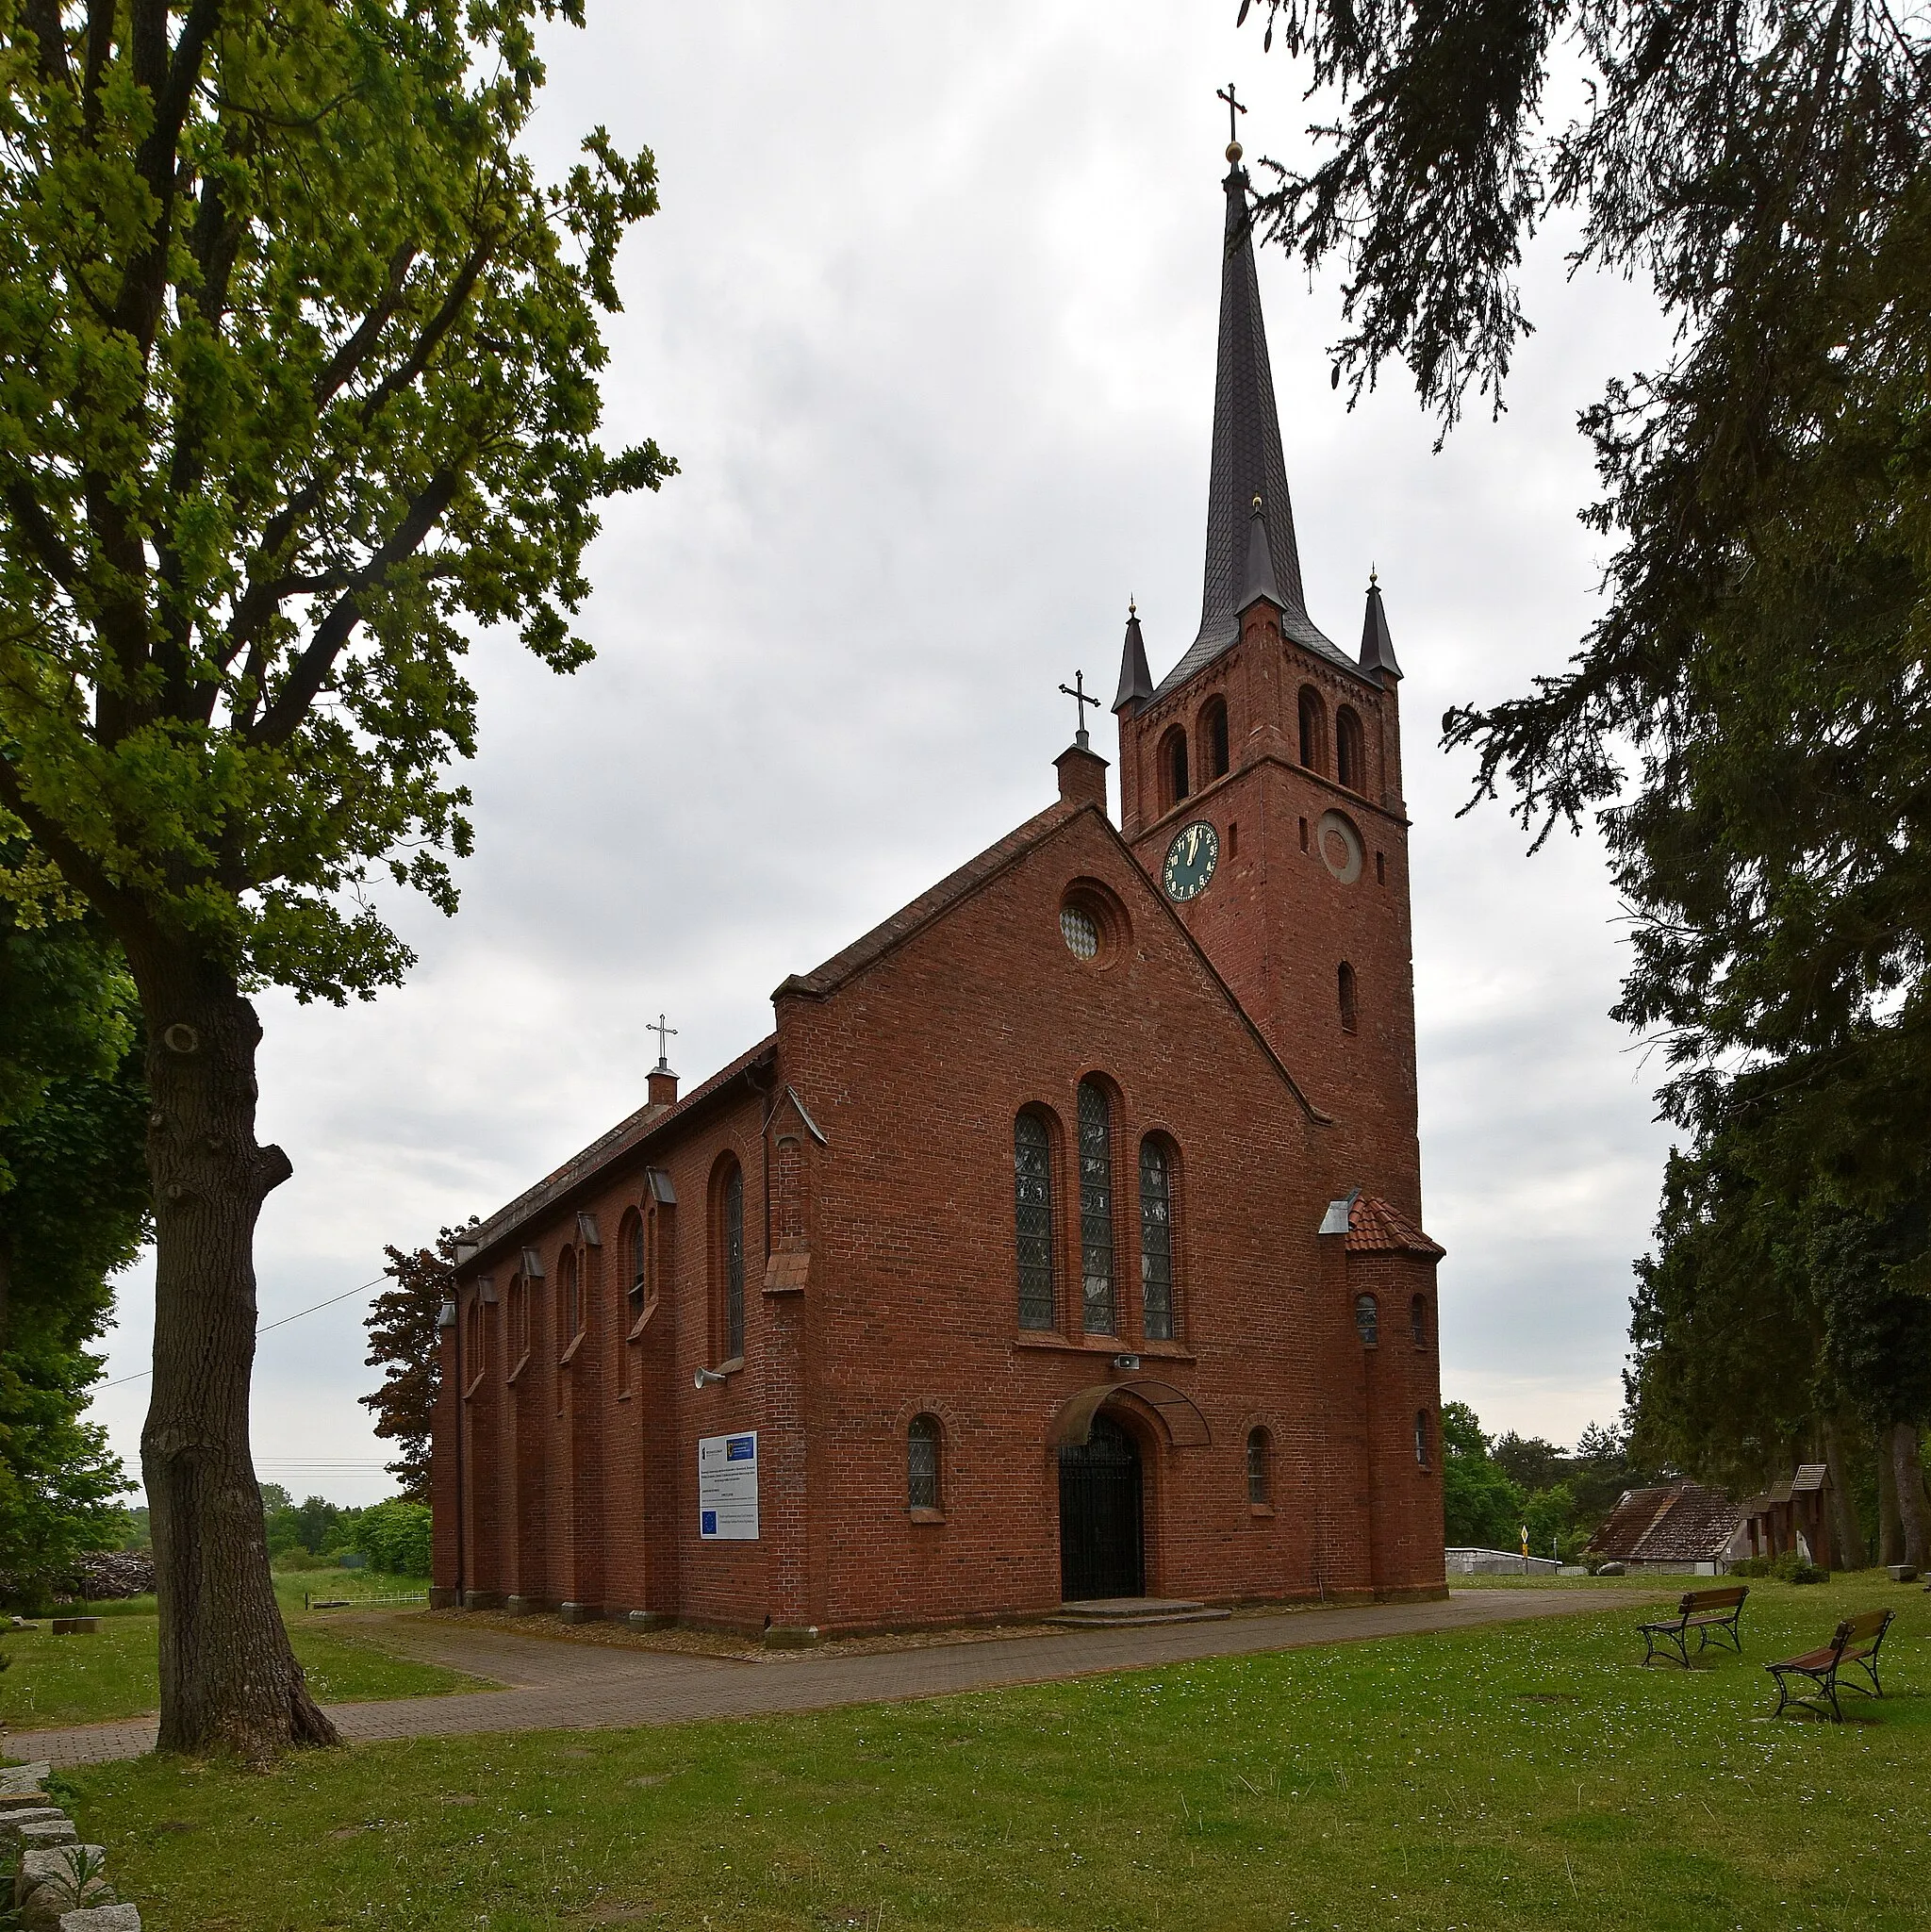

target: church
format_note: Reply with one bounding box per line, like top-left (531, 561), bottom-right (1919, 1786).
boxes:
top-left (429, 133), bottom-right (1448, 1636)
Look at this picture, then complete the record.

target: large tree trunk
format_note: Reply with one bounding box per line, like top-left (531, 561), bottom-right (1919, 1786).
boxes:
top-left (1892, 1422), bottom-right (1931, 1572)
top-left (132, 942), bottom-right (338, 1759)
top-left (1820, 1414), bottom-right (1868, 1571)
top-left (1877, 1438), bottom-right (1903, 1566)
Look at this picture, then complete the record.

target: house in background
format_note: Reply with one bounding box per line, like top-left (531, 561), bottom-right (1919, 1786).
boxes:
top-left (1585, 1482), bottom-right (1746, 1575)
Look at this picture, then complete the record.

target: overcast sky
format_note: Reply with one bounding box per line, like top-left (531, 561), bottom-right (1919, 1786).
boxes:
top-left (91, 3), bottom-right (1680, 1504)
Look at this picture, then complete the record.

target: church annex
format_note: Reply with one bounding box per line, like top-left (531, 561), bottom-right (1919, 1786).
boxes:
top-left (430, 139), bottom-right (1448, 1634)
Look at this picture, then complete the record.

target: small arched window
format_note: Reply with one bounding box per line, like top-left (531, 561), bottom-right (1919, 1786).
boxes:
top-left (1415, 1409), bottom-right (1431, 1468)
top-left (1162, 727), bottom-right (1190, 810)
top-left (1336, 705), bottom-right (1366, 792)
top-left (558, 1247), bottom-right (582, 1350)
top-left (908, 1414), bottom-right (942, 1511)
top-left (1201, 697), bottom-right (1230, 782)
top-left (1298, 686), bottom-right (1329, 772)
top-left (1077, 1078), bottom-right (1117, 1335)
top-left (1355, 1293), bottom-right (1379, 1347)
top-left (1015, 1112), bottom-right (1055, 1330)
top-left (1246, 1426), bottom-right (1272, 1505)
top-left (1338, 961), bottom-right (1358, 1033)
top-left (714, 1157), bottom-right (746, 1362)
top-left (1139, 1136), bottom-right (1176, 1342)
top-left (1411, 1293), bottom-right (1428, 1347)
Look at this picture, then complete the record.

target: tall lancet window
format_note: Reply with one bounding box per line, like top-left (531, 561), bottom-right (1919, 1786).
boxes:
top-left (1077, 1079), bottom-right (1117, 1335)
top-left (1139, 1137), bottom-right (1175, 1342)
top-left (1014, 1112), bottom-right (1055, 1330)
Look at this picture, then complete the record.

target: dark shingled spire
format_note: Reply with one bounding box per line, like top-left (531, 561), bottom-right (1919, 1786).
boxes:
top-left (1359, 571), bottom-right (1402, 680)
top-left (1113, 601), bottom-right (1153, 713)
top-left (1151, 154), bottom-right (1345, 701)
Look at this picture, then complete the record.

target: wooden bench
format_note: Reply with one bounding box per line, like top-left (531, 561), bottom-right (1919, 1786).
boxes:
top-left (1638, 1584), bottom-right (1749, 1666)
top-left (1766, 1609), bottom-right (1895, 1721)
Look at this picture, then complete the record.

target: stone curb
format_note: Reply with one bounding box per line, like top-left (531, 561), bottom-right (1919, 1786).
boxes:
top-left (0, 1765), bottom-right (139, 1932)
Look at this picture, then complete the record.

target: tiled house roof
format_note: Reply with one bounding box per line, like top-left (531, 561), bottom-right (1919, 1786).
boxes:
top-left (1585, 1482), bottom-right (1742, 1563)
top-left (1347, 1194), bottom-right (1445, 1257)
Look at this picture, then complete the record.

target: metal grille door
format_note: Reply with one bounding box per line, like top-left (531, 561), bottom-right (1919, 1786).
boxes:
top-left (1058, 1414), bottom-right (1144, 1601)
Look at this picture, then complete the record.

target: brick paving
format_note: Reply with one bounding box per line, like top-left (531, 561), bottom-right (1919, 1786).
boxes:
top-left (15, 1587), bottom-right (1635, 1767)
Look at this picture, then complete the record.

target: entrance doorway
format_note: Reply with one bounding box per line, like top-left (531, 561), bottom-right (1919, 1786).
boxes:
top-left (1058, 1412), bottom-right (1144, 1600)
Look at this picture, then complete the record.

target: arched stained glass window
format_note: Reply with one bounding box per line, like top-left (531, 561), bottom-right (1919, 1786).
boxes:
top-left (1015, 1113), bottom-right (1055, 1330)
top-left (627, 1212), bottom-right (647, 1304)
top-left (1139, 1138), bottom-right (1174, 1342)
top-left (722, 1161), bottom-right (745, 1360)
top-left (1355, 1293), bottom-right (1379, 1347)
top-left (1411, 1293), bottom-right (1428, 1346)
top-left (908, 1414), bottom-right (941, 1511)
top-left (1078, 1079), bottom-right (1117, 1335)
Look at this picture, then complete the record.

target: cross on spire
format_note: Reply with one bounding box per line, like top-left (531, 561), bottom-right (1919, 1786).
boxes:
top-left (1059, 670), bottom-right (1100, 749)
top-left (1217, 82), bottom-right (1247, 150)
top-left (649, 1013), bottom-right (678, 1070)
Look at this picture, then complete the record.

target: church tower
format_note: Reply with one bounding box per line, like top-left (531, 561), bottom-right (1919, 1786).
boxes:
top-left (1115, 137), bottom-right (1422, 1221)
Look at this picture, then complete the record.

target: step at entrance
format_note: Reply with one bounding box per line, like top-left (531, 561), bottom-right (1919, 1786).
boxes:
top-left (1047, 1596), bottom-right (1231, 1629)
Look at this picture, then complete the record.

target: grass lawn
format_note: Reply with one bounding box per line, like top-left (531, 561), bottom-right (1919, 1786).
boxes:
top-left (52, 1572), bottom-right (1929, 1931)
top-left (2, 1611), bottom-right (487, 1730)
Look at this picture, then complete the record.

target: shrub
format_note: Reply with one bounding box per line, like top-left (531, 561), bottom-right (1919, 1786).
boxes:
top-left (355, 1499), bottom-right (433, 1577)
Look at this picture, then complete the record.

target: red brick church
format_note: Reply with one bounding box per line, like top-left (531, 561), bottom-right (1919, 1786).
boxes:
top-left (430, 138), bottom-right (1447, 1635)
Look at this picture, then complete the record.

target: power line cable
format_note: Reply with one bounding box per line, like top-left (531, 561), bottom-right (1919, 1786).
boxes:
top-left (94, 1274), bottom-right (388, 1392)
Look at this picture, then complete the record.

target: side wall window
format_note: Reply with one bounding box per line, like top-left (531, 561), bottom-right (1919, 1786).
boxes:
top-left (509, 1273), bottom-right (530, 1367)
top-left (1078, 1079), bottom-right (1117, 1334)
top-left (1139, 1136), bottom-right (1175, 1342)
top-left (1298, 686), bottom-right (1329, 772)
top-left (1339, 961), bottom-right (1358, 1033)
top-left (1355, 1293), bottom-right (1379, 1346)
top-left (558, 1247), bottom-right (582, 1352)
top-left (714, 1157), bottom-right (746, 1362)
top-left (1336, 704), bottom-right (1365, 792)
top-left (1246, 1427), bottom-right (1272, 1504)
top-left (907, 1414), bottom-right (942, 1511)
top-left (1015, 1112), bottom-right (1056, 1330)
top-left (1415, 1409), bottom-right (1431, 1468)
top-left (1411, 1292), bottom-right (1429, 1346)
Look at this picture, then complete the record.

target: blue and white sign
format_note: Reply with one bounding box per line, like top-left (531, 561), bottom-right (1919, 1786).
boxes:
top-left (698, 1431), bottom-right (759, 1541)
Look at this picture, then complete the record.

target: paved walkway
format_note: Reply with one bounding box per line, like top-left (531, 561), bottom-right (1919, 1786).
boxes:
top-left (16, 1588), bottom-right (1632, 1766)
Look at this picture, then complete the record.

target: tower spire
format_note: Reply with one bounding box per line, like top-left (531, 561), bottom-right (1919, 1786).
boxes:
top-left (1148, 118), bottom-right (1347, 702)
top-left (1113, 598), bottom-right (1153, 714)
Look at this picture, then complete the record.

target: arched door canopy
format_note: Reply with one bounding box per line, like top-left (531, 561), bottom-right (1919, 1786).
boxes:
top-left (1048, 1379), bottom-right (1211, 1450)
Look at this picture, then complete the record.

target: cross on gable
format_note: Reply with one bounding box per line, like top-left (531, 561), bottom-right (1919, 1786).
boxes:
top-left (649, 1012), bottom-right (678, 1068)
top-left (1059, 669), bottom-right (1100, 749)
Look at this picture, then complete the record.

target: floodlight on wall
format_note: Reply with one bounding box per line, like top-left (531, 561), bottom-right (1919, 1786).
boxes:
top-left (1112, 1354), bottom-right (1142, 1372)
top-left (693, 1365), bottom-right (727, 1390)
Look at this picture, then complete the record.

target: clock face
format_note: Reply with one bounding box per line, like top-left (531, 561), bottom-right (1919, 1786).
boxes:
top-left (1163, 820), bottom-right (1220, 901)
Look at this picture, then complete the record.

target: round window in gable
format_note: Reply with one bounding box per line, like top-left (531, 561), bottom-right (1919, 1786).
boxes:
top-left (1059, 882), bottom-right (1128, 966)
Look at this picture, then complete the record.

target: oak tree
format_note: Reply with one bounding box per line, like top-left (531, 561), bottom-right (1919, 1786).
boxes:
top-left (0, 1), bottom-right (669, 1756)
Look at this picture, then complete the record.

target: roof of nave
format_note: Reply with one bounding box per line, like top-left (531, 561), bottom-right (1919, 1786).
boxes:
top-left (457, 1032), bottom-right (776, 1268)
top-left (1346, 1194), bottom-right (1444, 1258)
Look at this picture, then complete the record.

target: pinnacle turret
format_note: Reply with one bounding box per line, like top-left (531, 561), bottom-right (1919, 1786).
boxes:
top-left (1359, 572), bottom-right (1402, 680)
top-left (1113, 601), bottom-right (1153, 714)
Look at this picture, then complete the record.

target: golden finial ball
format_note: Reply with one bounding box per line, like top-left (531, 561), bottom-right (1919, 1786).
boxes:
top-left (1226, 140), bottom-right (1244, 163)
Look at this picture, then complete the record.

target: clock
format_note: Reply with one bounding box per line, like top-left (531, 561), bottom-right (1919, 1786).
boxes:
top-left (1163, 820), bottom-right (1220, 901)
